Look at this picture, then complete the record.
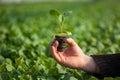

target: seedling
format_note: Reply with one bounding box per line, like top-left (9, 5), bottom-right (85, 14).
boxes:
top-left (50, 9), bottom-right (72, 51)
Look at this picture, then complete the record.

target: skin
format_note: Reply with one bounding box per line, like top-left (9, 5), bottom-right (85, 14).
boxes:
top-left (50, 38), bottom-right (99, 74)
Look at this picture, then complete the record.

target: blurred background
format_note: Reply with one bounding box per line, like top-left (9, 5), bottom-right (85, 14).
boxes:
top-left (0, 0), bottom-right (92, 3)
top-left (0, 0), bottom-right (120, 80)
top-left (0, 0), bottom-right (119, 3)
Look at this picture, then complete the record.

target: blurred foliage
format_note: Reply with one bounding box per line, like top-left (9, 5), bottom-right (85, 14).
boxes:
top-left (0, 2), bottom-right (120, 80)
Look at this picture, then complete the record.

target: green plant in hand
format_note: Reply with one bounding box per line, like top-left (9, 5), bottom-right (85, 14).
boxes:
top-left (50, 9), bottom-right (72, 51)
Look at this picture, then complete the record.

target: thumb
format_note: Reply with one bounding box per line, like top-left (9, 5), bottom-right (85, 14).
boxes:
top-left (66, 38), bottom-right (77, 47)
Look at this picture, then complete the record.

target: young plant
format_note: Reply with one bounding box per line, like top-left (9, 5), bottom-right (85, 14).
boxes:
top-left (50, 9), bottom-right (72, 36)
top-left (50, 9), bottom-right (72, 51)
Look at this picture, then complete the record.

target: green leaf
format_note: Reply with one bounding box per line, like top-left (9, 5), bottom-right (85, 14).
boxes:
top-left (63, 11), bottom-right (72, 17)
top-left (66, 32), bottom-right (72, 36)
top-left (59, 15), bottom-right (64, 24)
top-left (49, 9), bottom-right (61, 16)
top-left (6, 64), bottom-right (14, 71)
top-left (69, 76), bottom-right (77, 80)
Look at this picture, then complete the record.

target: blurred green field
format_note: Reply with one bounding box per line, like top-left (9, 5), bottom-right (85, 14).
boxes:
top-left (0, 2), bottom-right (120, 80)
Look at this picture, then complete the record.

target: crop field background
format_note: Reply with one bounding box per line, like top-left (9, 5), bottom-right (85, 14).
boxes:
top-left (0, 1), bottom-right (120, 80)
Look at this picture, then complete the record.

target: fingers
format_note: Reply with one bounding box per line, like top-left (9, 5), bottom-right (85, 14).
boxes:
top-left (50, 38), bottom-right (77, 62)
top-left (66, 38), bottom-right (77, 47)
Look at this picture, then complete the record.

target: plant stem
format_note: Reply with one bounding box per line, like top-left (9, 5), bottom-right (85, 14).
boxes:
top-left (60, 22), bottom-right (63, 33)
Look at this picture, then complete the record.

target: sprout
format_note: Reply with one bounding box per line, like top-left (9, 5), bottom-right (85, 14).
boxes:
top-left (49, 9), bottom-right (72, 35)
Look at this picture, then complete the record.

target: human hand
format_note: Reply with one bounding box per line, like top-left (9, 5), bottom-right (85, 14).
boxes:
top-left (50, 38), bottom-right (98, 73)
